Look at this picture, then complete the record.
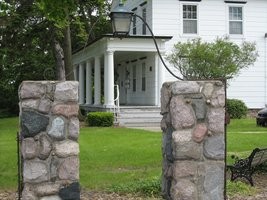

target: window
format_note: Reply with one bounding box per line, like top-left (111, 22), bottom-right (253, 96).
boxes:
top-left (133, 15), bottom-right (137, 35)
top-left (132, 65), bottom-right (136, 92)
top-left (141, 63), bottom-right (146, 91)
top-left (183, 5), bottom-right (197, 34)
top-left (142, 8), bottom-right (147, 35)
top-left (132, 8), bottom-right (137, 35)
top-left (229, 6), bottom-right (243, 34)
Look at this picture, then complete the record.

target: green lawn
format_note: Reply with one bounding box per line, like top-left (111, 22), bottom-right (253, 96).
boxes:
top-left (0, 117), bottom-right (162, 191)
top-left (79, 126), bottom-right (162, 190)
top-left (0, 117), bottom-right (267, 193)
top-left (227, 118), bottom-right (267, 164)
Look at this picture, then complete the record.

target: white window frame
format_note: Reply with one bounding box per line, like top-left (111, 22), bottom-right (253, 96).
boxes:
top-left (228, 6), bottom-right (243, 35)
top-left (182, 4), bottom-right (199, 35)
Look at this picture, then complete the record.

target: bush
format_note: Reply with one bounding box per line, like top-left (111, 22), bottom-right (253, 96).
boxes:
top-left (87, 112), bottom-right (114, 127)
top-left (226, 99), bottom-right (248, 119)
top-left (107, 177), bottom-right (161, 197)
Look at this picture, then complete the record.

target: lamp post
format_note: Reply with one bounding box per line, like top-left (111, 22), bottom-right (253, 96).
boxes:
top-left (110, 1), bottom-right (183, 80)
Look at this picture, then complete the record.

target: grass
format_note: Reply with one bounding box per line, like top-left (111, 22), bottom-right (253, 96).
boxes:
top-left (0, 117), bottom-right (162, 194)
top-left (227, 118), bottom-right (267, 164)
top-left (226, 180), bottom-right (257, 198)
top-left (1, 117), bottom-right (267, 197)
top-left (0, 117), bottom-right (19, 189)
top-left (79, 126), bottom-right (162, 190)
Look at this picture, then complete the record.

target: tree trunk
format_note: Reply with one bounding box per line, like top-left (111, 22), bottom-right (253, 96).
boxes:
top-left (54, 40), bottom-right (66, 81)
top-left (63, 23), bottom-right (74, 80)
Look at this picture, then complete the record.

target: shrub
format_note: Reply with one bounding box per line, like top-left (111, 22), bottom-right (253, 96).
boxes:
top-left (107, 177), bottom-right (161, 197)
top-left (87, 112), bottom-right (114, 127)
top-left (226, 99), bottom-right (248, 119)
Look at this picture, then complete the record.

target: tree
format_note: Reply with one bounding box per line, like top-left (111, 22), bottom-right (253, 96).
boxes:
top-left (0, 0), bottom-right (111, 114)
top-left (166, 37), bottom-right (258, 80)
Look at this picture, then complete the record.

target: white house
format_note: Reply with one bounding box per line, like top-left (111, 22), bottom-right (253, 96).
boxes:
top-left (72, 0), bottom-right (267, 113)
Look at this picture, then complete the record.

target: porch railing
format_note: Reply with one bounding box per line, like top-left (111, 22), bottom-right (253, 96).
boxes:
top-left (114, 84), bottom-right (120, 123)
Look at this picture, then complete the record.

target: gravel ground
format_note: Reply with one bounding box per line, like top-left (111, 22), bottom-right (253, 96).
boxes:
top-left (1, 174), bottom-right (267, 200)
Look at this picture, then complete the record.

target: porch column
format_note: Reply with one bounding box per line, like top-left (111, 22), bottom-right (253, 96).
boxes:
top-left (104, 50), bottom-right (114, 107)
top-left (155, 53), bottom-right (165, 106)
top-left (86, 60), bottom-right (92, 105)
top-left (94, 56), bottom-right (101, 105)
top-left (73, 65), bottom-right (78, 81)
top-left (79, 63), bottom-right (85, 104)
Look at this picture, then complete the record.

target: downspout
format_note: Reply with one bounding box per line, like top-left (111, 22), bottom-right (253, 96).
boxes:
top-left (265, 33), bottom-right (267, 107)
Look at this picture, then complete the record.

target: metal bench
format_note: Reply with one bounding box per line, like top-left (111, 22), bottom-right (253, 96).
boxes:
top-left (228, 148), bottom-right (267, 186)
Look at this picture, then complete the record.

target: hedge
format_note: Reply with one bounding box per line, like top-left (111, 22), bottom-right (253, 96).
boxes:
top-left (87, 112), bottom-right (114, 127)
top-left (226, 99), bottom-right (248, 119)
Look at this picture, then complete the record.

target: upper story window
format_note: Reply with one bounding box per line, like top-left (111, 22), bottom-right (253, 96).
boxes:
top-left (132, 7), bottom-right (137, 35)
top-left (142, 8), bottom-right (147, 35)
top-left (133, 15), bottom-right (137, 35)
top-left (229, 6), bottom-right (243, 34)
top-left (183, 5), bottom-right (198, 34)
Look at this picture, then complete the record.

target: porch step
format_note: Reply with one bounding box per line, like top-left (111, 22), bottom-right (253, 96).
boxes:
top-left (117, 106), bottom-right (162, 128)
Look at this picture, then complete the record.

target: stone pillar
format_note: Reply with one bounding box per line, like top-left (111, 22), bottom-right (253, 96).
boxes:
top-left (161, 81), bottom-right (225, 200)
top-left (94, 56), bottom-right (101, 105)
top-left (86, 60), bottom-right (92, 105)
top-left (104, 50), bottom-right (114, 107)
top-left (79, 63), bottom-right (85, 104)
top-left (19, 81), bottom-right (80, 200)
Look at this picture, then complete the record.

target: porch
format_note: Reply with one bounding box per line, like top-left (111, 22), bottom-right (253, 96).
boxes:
top-left (80, 104), bottom-right (161, 128)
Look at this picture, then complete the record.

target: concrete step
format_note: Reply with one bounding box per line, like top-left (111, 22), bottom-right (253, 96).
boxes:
top-left (116, 107), bottom-right (162, 127)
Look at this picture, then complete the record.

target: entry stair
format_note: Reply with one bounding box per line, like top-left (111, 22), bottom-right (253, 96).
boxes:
top-left (116, 106), bottom-right (162, 129)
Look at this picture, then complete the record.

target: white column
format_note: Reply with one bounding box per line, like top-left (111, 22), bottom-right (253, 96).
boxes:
top-left (265, 36), bottom-right (267, 106)
top-left (79, 63), bottom-right (85, 104)
top-left (86, 60), bottom-right (92, 105)
top-left (155, 53), bottom-right (165, 106)
top-left (94, 56), bottom-right (101, 105)
top-left (104, 50), bottom-right (115, 107)
top-left (73, 65), bottom-right (78, 81)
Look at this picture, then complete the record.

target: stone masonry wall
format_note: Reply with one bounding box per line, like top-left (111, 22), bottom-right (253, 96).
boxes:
top-left (19, 81), bottom-right (80, 200)
top-left (161, 81), bottom-right (225, 200)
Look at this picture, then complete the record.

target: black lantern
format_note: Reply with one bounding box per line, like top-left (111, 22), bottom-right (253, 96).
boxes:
top-left (110, 1), bottom-right (133, 37)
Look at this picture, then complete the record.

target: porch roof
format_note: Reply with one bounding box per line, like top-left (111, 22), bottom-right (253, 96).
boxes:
top-left (72, 34), bottom-right (173, 65)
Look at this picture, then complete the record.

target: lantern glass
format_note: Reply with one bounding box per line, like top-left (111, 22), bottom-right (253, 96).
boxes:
top-left (111, 12), bottom-right (132, 36)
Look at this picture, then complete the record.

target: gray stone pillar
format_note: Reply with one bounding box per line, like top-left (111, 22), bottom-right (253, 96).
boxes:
top-left (19, 81), bottom-right (80, 200)
top-left (161, 81), bottom-right (225, 200)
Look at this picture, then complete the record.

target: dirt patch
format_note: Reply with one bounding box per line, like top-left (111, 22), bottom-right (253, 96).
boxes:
top-left (227, 173), bottom-right (267, 200)
top-left (2, 174), bottom-right (267, 200)
top-left (0, 190), bottom-right (161, 200)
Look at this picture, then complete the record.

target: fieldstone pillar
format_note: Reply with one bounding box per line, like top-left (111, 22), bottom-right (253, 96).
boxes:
top-left (161, 81), bottom-right (225, 200)
top-left (19, 81), bottom-right (80, 200)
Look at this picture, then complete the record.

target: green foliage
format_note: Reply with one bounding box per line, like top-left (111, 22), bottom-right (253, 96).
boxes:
top-left (227, 99), bottom-right (248, 119)
top-left (36, 0), bottom-right (77, 28)
top-left (0, 0), bottom-right (111, 115)
top-left (226, 180), bottom-right (257, 197)
top-left (167, 37), bottom-right (258, 80)
top-left (108, 177), bottom-right (161, 197)
top-left (87, 112), bottom-right (114, 127)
